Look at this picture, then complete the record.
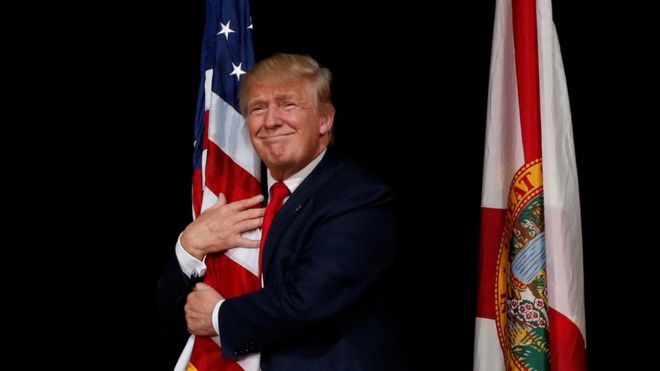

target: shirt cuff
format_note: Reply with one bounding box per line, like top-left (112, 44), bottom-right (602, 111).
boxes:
top-left (175, 234), bottom-right (207, 278)
top-left (212, 299), bottom-right (225, 337)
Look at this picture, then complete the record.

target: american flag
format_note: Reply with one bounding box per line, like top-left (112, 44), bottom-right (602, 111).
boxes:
top-left (176, 0), bottom-right (262, 370)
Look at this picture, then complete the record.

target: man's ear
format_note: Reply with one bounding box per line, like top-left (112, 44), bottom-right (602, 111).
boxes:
top-left (319, 107), bottom-right (335, 135)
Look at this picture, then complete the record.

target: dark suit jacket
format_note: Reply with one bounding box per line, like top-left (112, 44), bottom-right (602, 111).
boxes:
top-left (158, 148), bottom-right (407, 371)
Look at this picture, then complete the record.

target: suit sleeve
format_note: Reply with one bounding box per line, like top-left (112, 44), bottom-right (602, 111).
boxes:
top-left (218, 184), bottom-right (395, 358)
top-left (157, 253), bottom-right (199, 341)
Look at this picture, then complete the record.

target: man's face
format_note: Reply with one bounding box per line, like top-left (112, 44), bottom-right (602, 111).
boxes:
top-left (245, 79), bottom-right (333, 179)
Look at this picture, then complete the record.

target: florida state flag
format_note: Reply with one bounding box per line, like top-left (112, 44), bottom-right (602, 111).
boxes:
top-left (473, 0), bottom-right (586, 370)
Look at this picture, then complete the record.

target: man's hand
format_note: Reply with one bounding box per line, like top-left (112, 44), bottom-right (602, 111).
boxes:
top-left (185, 283), bottom-right (224, 336)
top-left (181, 193), bottom-right (265, 259)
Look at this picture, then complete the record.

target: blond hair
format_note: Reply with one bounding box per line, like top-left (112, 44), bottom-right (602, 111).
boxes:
top-left (239, 53), bottom-right (334, 115)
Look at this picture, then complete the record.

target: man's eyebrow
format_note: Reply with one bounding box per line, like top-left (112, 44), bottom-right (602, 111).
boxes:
top-left (247, 92), bottom-right (303, 108)
top-left (247, 96), bottom-right (267, 107)
top-left (272, 92), bottom-right (297, 101)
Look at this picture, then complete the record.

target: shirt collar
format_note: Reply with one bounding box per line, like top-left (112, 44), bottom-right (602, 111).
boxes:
top-left (267, 149), bottom-right (327, 195)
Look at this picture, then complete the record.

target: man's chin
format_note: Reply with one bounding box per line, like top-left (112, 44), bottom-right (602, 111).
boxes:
top-left (263, 154), bottom-right (291, 169)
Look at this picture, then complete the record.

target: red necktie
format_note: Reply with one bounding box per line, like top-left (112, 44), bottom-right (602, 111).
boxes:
top-left (259, 181), bottom-right (290, 276)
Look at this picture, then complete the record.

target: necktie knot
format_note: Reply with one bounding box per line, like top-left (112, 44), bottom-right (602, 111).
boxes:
top-left (270, 181), bottom-right (290, 202)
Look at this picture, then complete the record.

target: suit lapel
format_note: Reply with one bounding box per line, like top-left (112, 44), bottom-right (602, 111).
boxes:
top-left (262, 149), bottom-right (343, 279)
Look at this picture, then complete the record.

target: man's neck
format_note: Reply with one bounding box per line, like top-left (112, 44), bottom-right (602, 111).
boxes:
top-left (267, 148), bottom-right (327, 195)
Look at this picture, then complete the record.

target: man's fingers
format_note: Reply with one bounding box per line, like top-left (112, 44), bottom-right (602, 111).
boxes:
top-left (216, 193), bottom-right (227, 206)
top-left (236, 217), bottom-right (264, 233)
top-left (239, 207), bottom-right (266, 220)
top-left (194, 282), bottom-right (211, 291)
top-left (236, 236), bottom-right (261, 248)
top-left (231, 194), bottom-right (264, 211)
top-left (225, 207), bottom-right (264, 226)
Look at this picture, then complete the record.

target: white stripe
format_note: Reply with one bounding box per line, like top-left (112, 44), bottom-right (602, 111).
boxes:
top-left (481, 0), bottom-right (525, 209)
top-left (237, 353), bottom-right (261, 371)
top-left (224, 228), bottom-right (261, 277)
top-left (174, 335), bottom-right (261, 371)
top-left (208, 92), bottom-right (260, 180)
top-left (201, 185), bottom-right (218, 213)
top-left (200, 149), bottom-right (208, 212)
top-left (537, 0), bottom-right (586, 341)
top-left (473, 317), bottom-right (505, 371)
top-left (174, 336), bottom-right (194, 371)
top-left (203, 67), bottom-right (259, 180)
top-left (204, 69), bottom-right (213, 110)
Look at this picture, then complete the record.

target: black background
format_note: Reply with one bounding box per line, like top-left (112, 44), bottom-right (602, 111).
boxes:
top-left (15, 0), bottom-right (655, 369)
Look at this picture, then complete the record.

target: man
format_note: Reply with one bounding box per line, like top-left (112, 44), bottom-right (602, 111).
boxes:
top-left (158, 53), bottom-right (406, 370)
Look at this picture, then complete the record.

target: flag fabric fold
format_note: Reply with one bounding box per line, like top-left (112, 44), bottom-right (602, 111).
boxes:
top-left (473, 0), bottom-right (586, 370)
top-left (175, 0), bottom-right (261, 370)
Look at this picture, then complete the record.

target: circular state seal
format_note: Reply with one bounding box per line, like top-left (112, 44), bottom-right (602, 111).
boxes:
top-left (495, 159), bottom-right (550, 371)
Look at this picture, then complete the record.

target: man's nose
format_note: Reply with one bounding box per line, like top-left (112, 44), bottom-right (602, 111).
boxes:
top-left (265, 108), bottom-right (282, 128)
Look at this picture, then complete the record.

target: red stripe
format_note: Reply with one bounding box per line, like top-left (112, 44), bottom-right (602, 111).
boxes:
top-left (202, 111), bottom-right (210, 151)
top-left (549, 307), bottom-right (586, 371)
top-left (192, 168), bottom-right (203, 217)
top-left (476, 207), bottom-right (506, 319)
top-left (205, 140), bottom-right (261, 203)
top-left (512, 0), bottom-right (542, 161)
top-left (207, 254), bottom-right (261, 298)
top-left (189, 336), bottom-right (245, 371)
